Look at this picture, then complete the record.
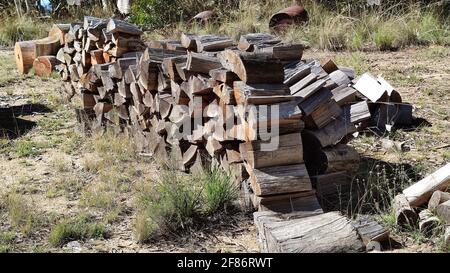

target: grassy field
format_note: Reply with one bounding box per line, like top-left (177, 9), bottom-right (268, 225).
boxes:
top-left (0, 1), bottom-right (448, 50)
top-left (0, 44), bottom-right (449, 252)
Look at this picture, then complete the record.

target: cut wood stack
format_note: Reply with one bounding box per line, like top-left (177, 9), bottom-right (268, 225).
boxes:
top-left (19, 22), bottom-right (419, 252)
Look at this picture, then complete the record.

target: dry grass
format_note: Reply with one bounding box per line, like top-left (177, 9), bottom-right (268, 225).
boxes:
top-left (146, 0), bottom-right (450, 51)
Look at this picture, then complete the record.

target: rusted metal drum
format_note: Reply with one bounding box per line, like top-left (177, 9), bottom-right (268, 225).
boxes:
top-left (269, 5), bottom-right (308, 31)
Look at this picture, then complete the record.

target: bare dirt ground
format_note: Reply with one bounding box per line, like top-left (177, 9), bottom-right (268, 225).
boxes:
top-left (0, 46), bottom-right (449, 253)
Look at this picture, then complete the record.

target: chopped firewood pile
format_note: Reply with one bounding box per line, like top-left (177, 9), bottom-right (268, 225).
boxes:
top-left (14, 17), bottom-right (434, 253)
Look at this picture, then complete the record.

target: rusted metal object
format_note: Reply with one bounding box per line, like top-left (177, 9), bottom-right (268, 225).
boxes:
top-left (189, 10), bottom-right (216, 24)
top-left (269, 5), bottom-right (308, 31)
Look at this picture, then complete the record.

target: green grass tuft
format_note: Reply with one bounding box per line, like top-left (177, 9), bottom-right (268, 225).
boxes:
top-left (48, 214), bottom-right (107, 247)
top-left (5, 193), bottom-right (36, 236)
top-left (135, 164), bottom-right (237, 242)
top-left (0, 17), bottom-right (49, 46)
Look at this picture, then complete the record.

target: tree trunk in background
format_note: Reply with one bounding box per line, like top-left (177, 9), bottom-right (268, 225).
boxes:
top-left (117, 0), bottom-right (131, 15)
top-left (14, 0), bottom-right (23, 17)
top-left (24, 0), bottom-right (31, 14)
top-left (102, 0), bottom-right (109, 11)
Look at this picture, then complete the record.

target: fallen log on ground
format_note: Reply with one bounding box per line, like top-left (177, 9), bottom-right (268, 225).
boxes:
top-left (403, 163), bottom-right (450, 207)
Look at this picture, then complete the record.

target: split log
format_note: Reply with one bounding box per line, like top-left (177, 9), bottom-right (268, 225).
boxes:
top-left (233, 81), bottom-right (291, 105)
top-left (35, 35), bottom-right (61, 57)
top-left (219, 49), bottom-right (284, 84)
top-left (238, 33), bottom-right (281, 52)
top-left (49, 24), bottom-right (71, 45)
top-left (107, 19), bottom-right (143, 36)
top-left (284, 61), bottom-right (312, 86)
top-left (332, 86), bottom-right (357, 106)
top-left (291, 78), bottom-right (326, 99)
top-left (393, 194), bottom-right (418, 228)
top-left (418, 209), bottom-right (440, 237)
top-left (298, 87), bottom-right (332, 116)
top-left (305, 99), bottom-right (342, 129)
top-left (428, 190), bottom-right (450, 211)
top-left (352, 216), bottom-right (390, 247)
top-left (246, 163), bottom-right (312, 196)
top-left (253, 191), bottom-right (322, 215)
top-left (33, 56), bottom-right (58, 77)
top-left (436, 200), bottom-right (450, 225)
top-left (353, 73), bottom-right (388, 102)
top-left (348, 101), bottom-right (371, 124)
top-left (329, 70), bottom-right (350, 86)
top-left (403, 163), bottom-right (450, 207)
top-left (255, 44), bottom-right (304, 61)
top-left (254, 208), bottom-right (322, 252)
top-left (186, 52), bottom-right (222, 74)
top-left (209, 68), bottom-right (239, 84)
top-left (321, 59), bottom-right (339, 74)
top-left (302, 117), bottom-right (357, 148)
top-left (240, 132), bottom-right (303, 169)
top-left (258, 211), bottom-right (364, 253)
top-left (195, 35), bottom-right (233, 52)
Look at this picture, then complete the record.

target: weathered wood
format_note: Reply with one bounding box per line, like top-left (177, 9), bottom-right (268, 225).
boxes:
top-left (253, 191), bottom-right (322, 215)
top-left (298, 87), bottom-right (332, 116)
top-left (321, 59), bottom-right (339, 74)
top-left (259, 212), bottom-right (364, 253)
top-left (195, 35), bottom-right (233, 52)
top-left (233, 81), bottom-right (291, 105)
top-left (394, 194), bottom-right (418, 228)
top-left (246, 163), bottom-right (311, 196)
top-left (240, 132), bottom-right (303, 169)
top-left (353, 73), bottom-right (388, 103)
top-left (186, 52), bottom-right (222, 74)
top-left (238, 33), bottom-right (281, 52)
top-left (209, 68), bottom-right (239, 84)
top-left (33, 56), bottom-right (58, 77)
top-left (311, 171), bottom-right (351, 209)
top-left (109, 57), bottom-right (137, 79)
top-left (403, 163), bottom-right (450, 207)
top-left (14, 41), bottom-right (36, 74)
top-left (305, 144), bottom-right (359, 176)
top-left (255, 44), bottom-right (304, 61)
top-left (348, 101), bottom-right (371, 124)
top-left (305, 99), bottom-right (342, 129)
top-left (284, 61), bottom-right (312, 86)
top-left (302, 117), bottom-right (357, 148)
top-left (107, 19), bottom-right (143, 36)
top-left (373, 102), bottom-right (413, 130)
top-left (219, 49), bottom-right (284, 84)
top-left (418, 209), bottom-right (440, 237)
top-left (331, 86), bottom-right (357, 106)
top-left (254, 208), bottom-right (321, 252)
top-left (329, 69), bottom-right (350, 86)
top-left (437, 200), bottom-right (450, 225)
top-left (352, 216), bottom-right (390, 246)
top-left (291, 78), bottom-right (326, 99)
top-left (428, 190), bottom-right (450, 211)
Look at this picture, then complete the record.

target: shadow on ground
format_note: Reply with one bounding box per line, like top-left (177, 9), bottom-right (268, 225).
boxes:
top-left (0, 103), bottom-right (52, 139)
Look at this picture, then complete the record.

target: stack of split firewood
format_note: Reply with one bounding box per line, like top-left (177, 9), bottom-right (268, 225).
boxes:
top-left (15, 18), bottom-right (418, 253)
